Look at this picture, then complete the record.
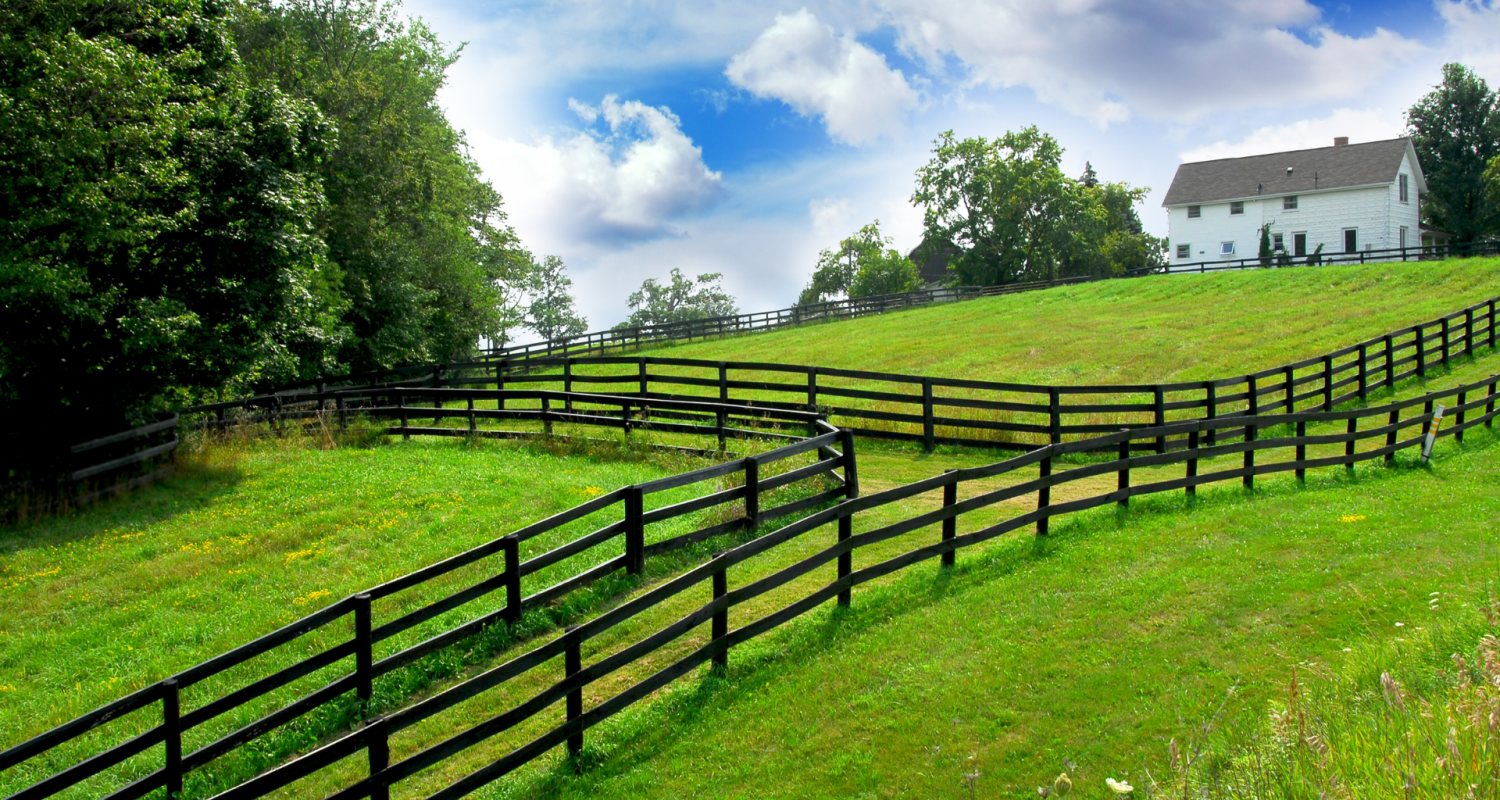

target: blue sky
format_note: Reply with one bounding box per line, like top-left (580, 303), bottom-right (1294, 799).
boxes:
top-left (402, 0), bottom-right (1500, 332)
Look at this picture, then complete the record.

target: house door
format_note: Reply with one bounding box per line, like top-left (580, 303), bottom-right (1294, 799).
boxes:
top-left (1344, 229), bottom-right (1358, 254)
top-left (1293, 233), bottom-right (1306, 257)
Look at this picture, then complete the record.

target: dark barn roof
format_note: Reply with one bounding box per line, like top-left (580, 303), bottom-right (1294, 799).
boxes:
top-left (1162, 138), bottom-right (1423, 207)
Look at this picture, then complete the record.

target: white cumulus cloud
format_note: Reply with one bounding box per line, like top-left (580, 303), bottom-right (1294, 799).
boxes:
top-left (1180, 107), bottom-right (1407, 162)
top-left (726, 8), bottom-right (920, 145)
top-left (878, 0), bottom-right (1424, 126)
top-left (1439, 0), bottom-right (1500, 83)
top-left (481, 95), bottom-right (723, 247)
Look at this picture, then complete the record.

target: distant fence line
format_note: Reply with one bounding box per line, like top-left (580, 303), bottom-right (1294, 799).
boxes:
top-left (471, 239), bottom-right (1499, 364)
top-left (0, 416), bottom-right (180, 518)
top-left (0, 391), bottom-right (854, 800)
top-left (9, 368), bottom-right (1492, 800)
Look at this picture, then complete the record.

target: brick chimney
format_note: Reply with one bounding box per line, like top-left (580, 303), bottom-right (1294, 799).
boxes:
top-left (1333, 136), bottom-right (1349, 146)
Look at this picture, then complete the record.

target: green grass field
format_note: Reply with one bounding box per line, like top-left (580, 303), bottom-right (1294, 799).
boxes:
top-left (5, 258), bottom-right (1500, 799)
top-left (627, 258), bottom-right (1500, 384)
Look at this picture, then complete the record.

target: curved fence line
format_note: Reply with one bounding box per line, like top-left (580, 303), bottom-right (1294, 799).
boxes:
top-left (258, 294), bottom-right (1500, 454)
top-left (0, 393), bottom-right (854, 800)
top-left (151, 376), bottom-right (1500, 800)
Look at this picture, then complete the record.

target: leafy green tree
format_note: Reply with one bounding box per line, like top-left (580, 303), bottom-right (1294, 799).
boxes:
top-left (525, 256), bottom-right (587, 342)
top-left (798, 221), bottom-right (919, 305)
top-left (233, 0), bottom-right (529, 370)
top-left (0, 0), bottom-right (342, 450)
top-left (913, 128), bottom-right (1160, 284)
top-left (1408, 63), bottom-right (1500, 244)
top-left (1259, 223), bottom-right (1274, 266)
top-left (622, 269), bottom-right (738, 328)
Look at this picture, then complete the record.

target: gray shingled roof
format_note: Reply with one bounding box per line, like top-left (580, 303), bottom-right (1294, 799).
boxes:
top-left (1161, 138), bottom-right (1419, 207)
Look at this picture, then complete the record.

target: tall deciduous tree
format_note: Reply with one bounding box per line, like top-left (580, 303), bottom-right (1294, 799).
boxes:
top-left (233, 0), bottom-right (529, 371)
top-left (799, 221), bottom-right (920, 305)
top-left (622, 269), bottom-right (737, 328)
top-left (525, 256), bottom-right (587, 342)
top-left (912, 128), bottom-right (1161, 285)
top-left (1408, 63), bottom-right (1500, 244)
top-left (0, 0), bottom-right (342, 452)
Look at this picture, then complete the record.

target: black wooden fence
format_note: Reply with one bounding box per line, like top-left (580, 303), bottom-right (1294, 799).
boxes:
top-left (1, 416), bottom-right (181, 516)
top-left (271, 294), bottom-right (1500, 454)
top-left (22, 372), bottom-right (1488, 800)
top-left (1165, 239), bottom-right (1500, 274)
top-left (0, 394), bottom-right (853, 800)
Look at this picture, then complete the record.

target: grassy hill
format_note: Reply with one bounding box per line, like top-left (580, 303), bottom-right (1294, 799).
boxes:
top-left (623, 258), bottom-right (1500, 384)
top-left (7, 258), bottom-right (1500, 798)
top-left (480, 427), bottom-right (1500, 800)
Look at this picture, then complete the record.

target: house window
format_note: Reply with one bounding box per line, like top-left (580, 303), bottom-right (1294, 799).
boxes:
top-left (1229, 201), bottom-right (1244, 215)
top-left (1220, 241), bottom-right (1236, 256)
top-left (1283, 195), bottom-right (1298, 210)
top-left (1400, 226), bottom-right (1408, 249)
top-left (1176, 243), bottom-right (1191, 259)
top-left (1272, 233), bottom-right (1284, 251)
top-left (1399, 174), bottom-right (1409, 203)
top-left (1293, 233), bottom-right (1307, 257)
top-left (1344, 228), bottom-right (1358, 254)
top-left (1187, 205), bottom-right (1201, 218)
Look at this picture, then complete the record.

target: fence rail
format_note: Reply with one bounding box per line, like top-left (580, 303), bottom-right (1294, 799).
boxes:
top-left (0, 393), bottom-right (853, 800)
top-left (255, 294), bottom-right (1500, 455)
top-left (1, 416), bottom-right (181, 514)
top-left (43, 372), bottom-right (1490, 800)
top-left (1165, 239), bottom-right (1500, 274)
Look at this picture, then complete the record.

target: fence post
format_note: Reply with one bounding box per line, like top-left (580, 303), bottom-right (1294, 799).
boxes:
top-left (1186, 427), bottom-right (1199, 499)
top-left (1322, 355), bottom-right (1334, 410)
top-left (638, 357), bottom-right (648, 399)
top-left (807, 367), bottom-right (818, 412)
top-left (1385, 334), bottom-right (1396, 390)
top-left (367, 716), bottom-right (390, 800)
top-left (1490, 300), bottom-right (1497, 350)
top-left (922, 379), bottom-right (935, 452)
top-left (397, 392), bottom-right (408, 441)
top-left (503, 534), bottom-right (522, 624)
top-left (718, 362), bottom-right (729, 404)
top-left (1283, 366), bottom-right (1295, 413)
top-left (712, 554), bottom-right (728, 671)
top-left (565, 625), bottom-right (583, 764)
top-left (1357, 344), bottom-right (1368, 401)
top-left (1456, 390), bottom-right (1467, 444)
top-left (1116, 432), bottom-right (1130, 508)
top-left (1243, 422), bottom-right (1257, 491)
top-left (1205, 382), bottom-right (1217, 446)
top-left (542, 396), bottom-right (554, 436)
top-left (1345, 417), bottom-right (1357, 470)
top-left (467, 396), bottom-right (476, 434)
top-left (1466, 308), bottom-right (1475, 357)
top-left (744, 456), bottom-right (760, 530)
top-left (497, 362), bottom-right (507, 410)
top-left (163, 679), bottom-right (182, 799)
top-left (1416, 326), bottom-right (1426, 376)
top-left (1385, 407), bottom-right (1399, 464)
top-left (1048, 387), bottom-right (1061, 445)
top-left (837, 507), bottom-right (852, 607)
top-left (1037, 448), bottom-right (1052, 535)
top-left (564, 359), bottom-right (574, 413)
top-left (1488, 378), bottom-right (1498, 428)
top-left (840, 428), bottom-right (859, 498)
top-left (337, 394), bottom-right (347, 432)
top-left (1153, 386), bottom-right (1166, 454)
top-left (1295, 420), bottom-right (1307, 482)
top-left (1442, 318), bottom-right (1452, 368)
top-left (625, 487), bottom-right (645, 575)
top-left (941, 471), bottom-right (957, 566)
top-left (1247, 374), bottom-right (1259, 417)
top-left (354, 593), bottom-right (373, 705)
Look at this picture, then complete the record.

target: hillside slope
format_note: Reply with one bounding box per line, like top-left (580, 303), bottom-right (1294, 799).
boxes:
top-left (628, 258), bottom-right (1500, 385)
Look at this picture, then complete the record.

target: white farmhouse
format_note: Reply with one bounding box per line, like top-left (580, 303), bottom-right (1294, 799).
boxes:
top-left (1162, 137), bottom-right (1427, 268)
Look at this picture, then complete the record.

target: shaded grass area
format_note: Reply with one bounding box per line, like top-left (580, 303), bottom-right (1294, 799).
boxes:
top-left (624, 258), bottom-right (1500, 384)
top-left (0, 429), bottom-right (834, 797)
top-left (469, 426), bottom-right (1500, 800)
